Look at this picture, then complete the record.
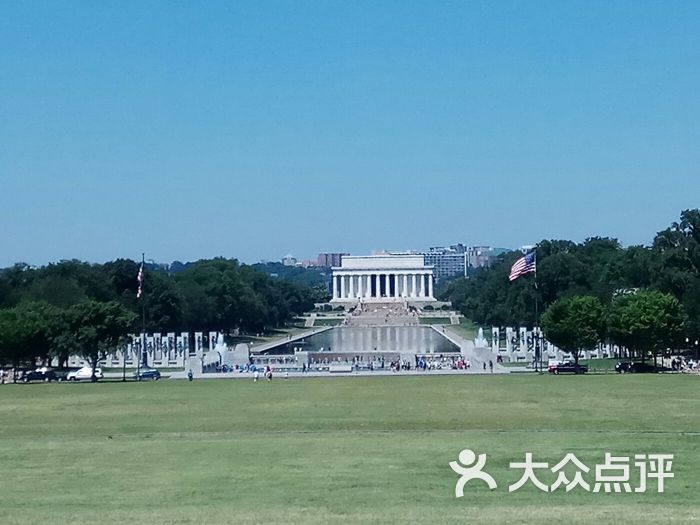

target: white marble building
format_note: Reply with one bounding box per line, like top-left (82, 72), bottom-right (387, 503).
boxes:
top-left (331, 255), bottom-right (436, 303)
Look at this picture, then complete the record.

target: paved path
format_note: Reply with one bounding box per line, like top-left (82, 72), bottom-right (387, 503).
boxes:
top-left (169, 367), bottom-right (503, 380)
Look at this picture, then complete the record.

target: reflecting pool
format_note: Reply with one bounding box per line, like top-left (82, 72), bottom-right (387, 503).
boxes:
top-left (264, 326), bottom-right (460, 355)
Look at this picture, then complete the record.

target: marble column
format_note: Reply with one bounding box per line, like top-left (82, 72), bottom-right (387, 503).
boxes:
top-left (340, 274), bottom-right (346, 299)
top-left (428, 275), bottom-right (434, 299)
top-left (403, 274), bottom-right (408, 297)
top-left (419, 273), bottom-right (425, 297)
top-left (411, 274), bottom-right (417, 297)
top-left (349, 274), bottom-right (355, 298)
top-left (332, 275), bottom-right (338, 300)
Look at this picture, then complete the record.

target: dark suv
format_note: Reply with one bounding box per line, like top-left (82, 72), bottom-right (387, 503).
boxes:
top-left (20, 369), bottom-right (58, 383)
top-left (134, 368), bottom-right (161, 381)
top-left (548, 361), bottom-right (588, 374)
top-left (615, 361), bottom-right (661, 374)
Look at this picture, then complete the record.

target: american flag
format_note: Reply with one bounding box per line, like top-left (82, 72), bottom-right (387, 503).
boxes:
top-left (136, 263), bottom-right (144, 298)
top-left (509, 251), bottom-right (536, 282)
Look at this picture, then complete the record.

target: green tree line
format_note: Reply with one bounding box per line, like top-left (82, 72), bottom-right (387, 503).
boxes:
top-left (0, 258), bottom-right (329, 372)
top-left (440, 209), bottom-right (700, 340)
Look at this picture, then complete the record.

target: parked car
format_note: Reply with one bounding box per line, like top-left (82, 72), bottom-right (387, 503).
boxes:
top-left (134, 368), bottom-right (161, 381)
top-left (20, 368), bottom-right (58, 383)
top-left (615, 361), bottom-right (661, 374)
top-left (66, 366), bottom-right (103, 381)
top-left (548, 361), bottom-right (588, 374)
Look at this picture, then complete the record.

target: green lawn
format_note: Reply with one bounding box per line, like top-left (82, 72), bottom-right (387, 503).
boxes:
top-left (1, 375), bottom-right (698, 524)
top-left (419, 316), bottom-right (451, 325)
top-left (446, 318), bottom-right (486, 341)
top-left (313, 317), bottom-right (344, 326)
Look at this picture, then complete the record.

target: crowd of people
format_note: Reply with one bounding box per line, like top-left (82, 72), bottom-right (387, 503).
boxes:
top-left (671, 357), bottom-right (699, 372)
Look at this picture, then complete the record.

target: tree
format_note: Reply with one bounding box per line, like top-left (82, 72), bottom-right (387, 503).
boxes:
top-left (0, 308), bottom-right (32, 380)
top-left (0, 302), bottom-right (62, 381)
top-left (65, 301), bottom-right (137, 381)
top-left (540, 296), bottom-right (605, 366)
top-left (606, 290), bottom-right (686, 366)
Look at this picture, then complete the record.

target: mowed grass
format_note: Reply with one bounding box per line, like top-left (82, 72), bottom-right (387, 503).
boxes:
top-left (1, 375), bottom-right (699, 524)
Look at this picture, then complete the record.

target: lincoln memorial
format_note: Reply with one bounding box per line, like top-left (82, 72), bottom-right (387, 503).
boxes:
top-left (330, 254), bottom-right (436, 303)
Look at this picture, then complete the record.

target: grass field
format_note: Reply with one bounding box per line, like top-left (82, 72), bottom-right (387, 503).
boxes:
top-left (419, 316), bottom-right (451, 325)
top-left (1, 375), bottom-right (699, 524)
top-left (312, 318), bottom-right (344, 326)
top-left (445, 318), bottom-right (484, 341)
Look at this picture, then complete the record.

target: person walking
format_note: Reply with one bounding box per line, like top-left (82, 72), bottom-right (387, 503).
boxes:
top-left (489, 360), bottom-right (493, 373)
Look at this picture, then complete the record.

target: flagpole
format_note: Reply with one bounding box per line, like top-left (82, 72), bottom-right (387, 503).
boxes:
top-left (139, 253), bottom-right (146, 377)
top-left (533, 251), bottom-right (541, 373)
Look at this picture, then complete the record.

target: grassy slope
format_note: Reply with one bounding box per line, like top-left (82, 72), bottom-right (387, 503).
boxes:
top-left (0, 375), bottom-right (698, 524)
top-left (445, 318), bottom-right (484, 341)
top-left (313, 318), bottom-right (344, 326)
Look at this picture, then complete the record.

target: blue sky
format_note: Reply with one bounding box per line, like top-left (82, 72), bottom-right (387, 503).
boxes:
top-left (1, 1), bottom-right (698, 266)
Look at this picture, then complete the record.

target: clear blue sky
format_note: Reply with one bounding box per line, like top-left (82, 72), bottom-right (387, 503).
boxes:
top-left (1, 1), bottom-right (698, 267)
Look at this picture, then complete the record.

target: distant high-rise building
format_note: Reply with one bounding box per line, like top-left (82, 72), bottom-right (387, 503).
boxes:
top-left (421, 246), bottom-right (467, 282)
top-left (281, 254), bottom-right (297, 266)
top-left (466, 246), bottom-right (494, 272)
top-left (317, 252), bottom-right (349, 267)
top-left (417, 244), bottom-right (501, 281)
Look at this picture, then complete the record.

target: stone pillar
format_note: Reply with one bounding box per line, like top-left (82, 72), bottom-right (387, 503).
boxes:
top-left (402, 274), bottom-right (408, 297)
top-left (411, 274), bottom-right (417, 298)
top-left (340, 274), bottom-right (346, 299)
top-left (419, 273), bottom-right (425, 297)
top-left (332, 275), bottom-right (338, 300)
top-left (428, 275), bottom-right (434, 299)
top-left (384, 274), bottom-right (389, 298)
top-left (349, 273), bottom-right (355, 299)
